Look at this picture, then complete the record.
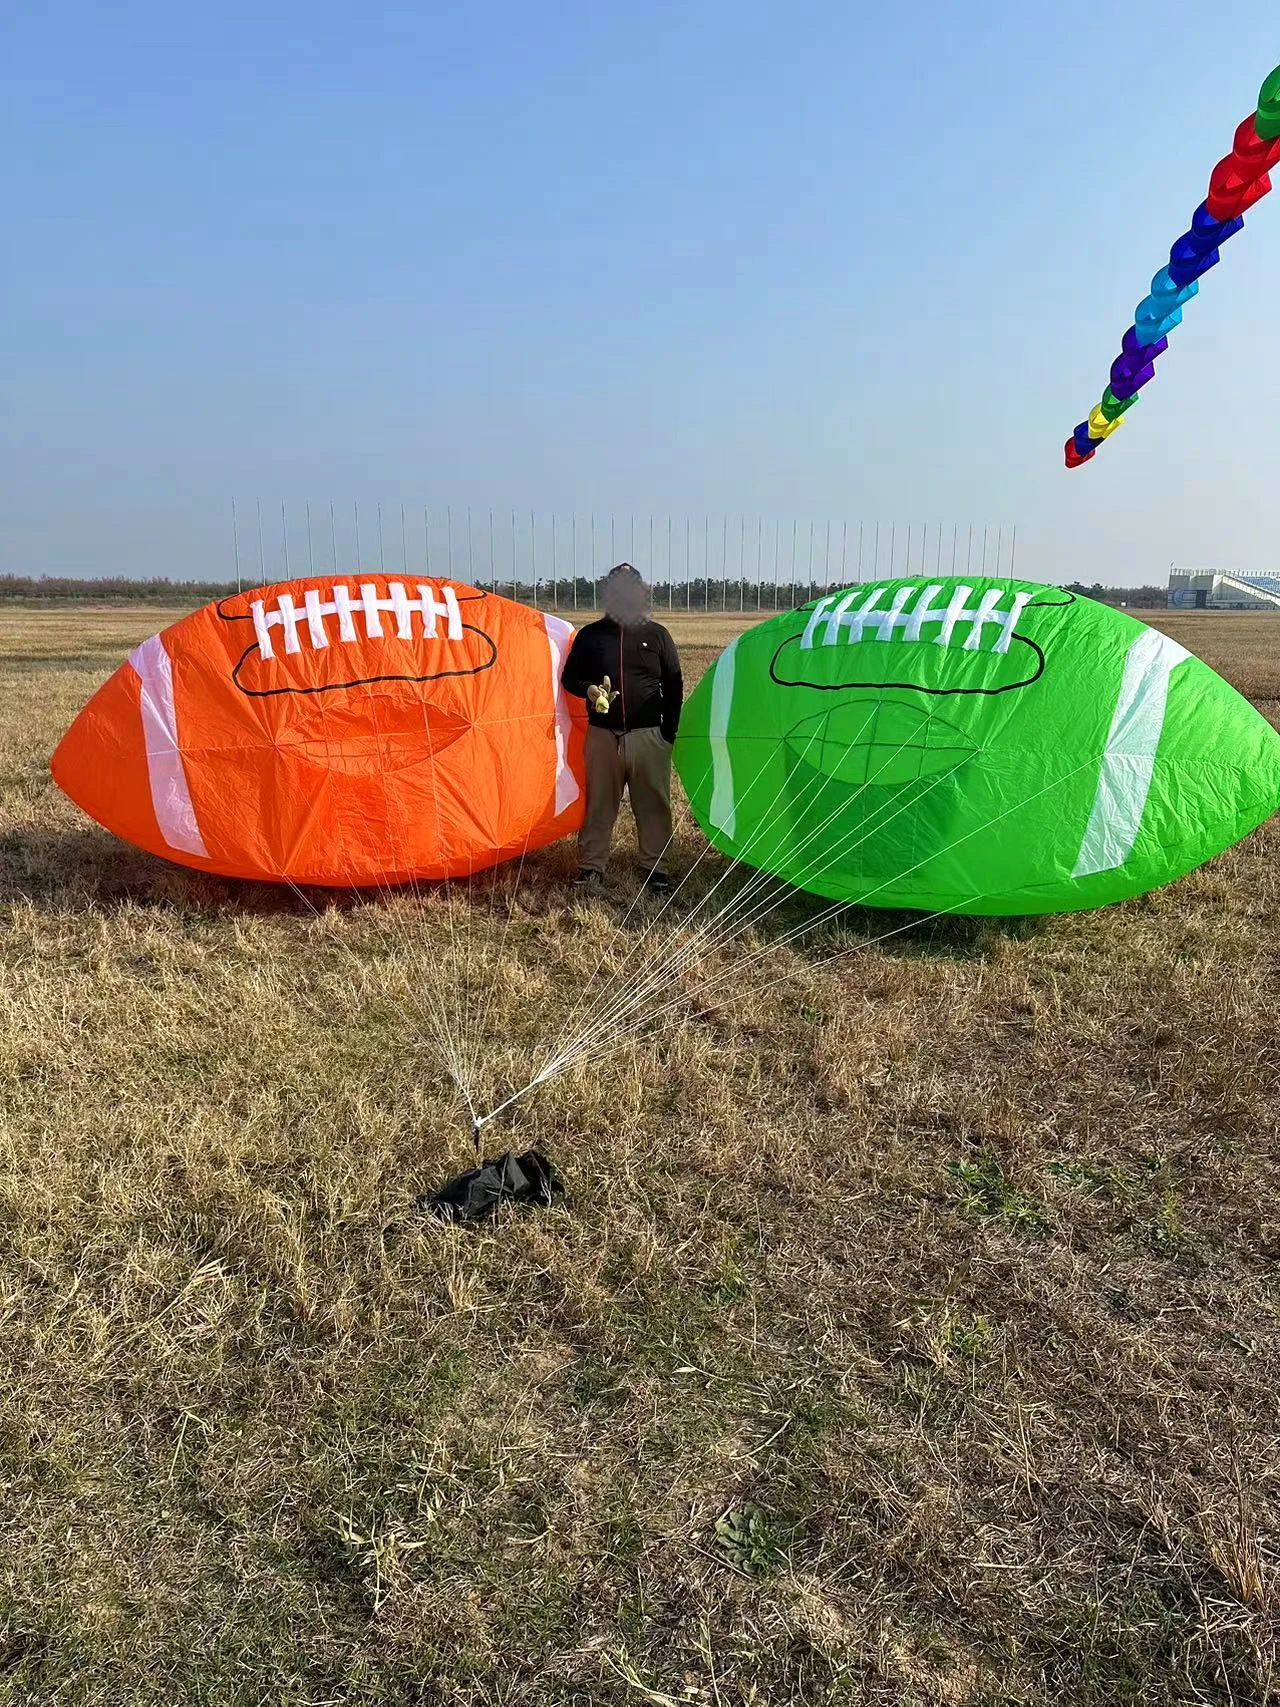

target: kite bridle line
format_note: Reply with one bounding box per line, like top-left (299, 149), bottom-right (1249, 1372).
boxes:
top-left (470, 742), bottom-right (1098, 1136)
top-left (470, 697), bottom-right (942, 1134)
top-left (527, 727), bottom-right (978, 1098)
top-left (533, 696), bottom-right (894, 1084)
top-left (500, 750), bottom-right (1009, 1106)
top-left (474, 757), bottom-right (1105, 1133)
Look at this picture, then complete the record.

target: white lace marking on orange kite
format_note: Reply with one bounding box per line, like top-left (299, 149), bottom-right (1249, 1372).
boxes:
top-left (800, 584), bottom-right (1031, 655)
top-left (250, 583), bottom-right (464, 661)
top-left (129, 634), bottom-right (210, 858)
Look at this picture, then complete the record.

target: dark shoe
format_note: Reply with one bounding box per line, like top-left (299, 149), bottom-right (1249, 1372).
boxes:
top-left (572, 867), bottom-right (603, 891)
top-left (643, 869), bottom-right (672, 897)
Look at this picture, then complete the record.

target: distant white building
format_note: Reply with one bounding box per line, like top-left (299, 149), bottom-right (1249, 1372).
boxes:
top-left (1168, 569), bottom-right (1280, 611)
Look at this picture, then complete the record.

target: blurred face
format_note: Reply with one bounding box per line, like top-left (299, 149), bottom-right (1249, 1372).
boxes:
top-left (602, 566), bottom-right (648, 626)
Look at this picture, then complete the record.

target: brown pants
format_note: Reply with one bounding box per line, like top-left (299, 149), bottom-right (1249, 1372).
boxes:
top-left (579, 725), bottom-right (673, 876)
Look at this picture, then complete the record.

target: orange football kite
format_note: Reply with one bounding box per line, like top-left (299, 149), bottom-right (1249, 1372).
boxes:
top-left (53, 577), bottom-right (588, 885)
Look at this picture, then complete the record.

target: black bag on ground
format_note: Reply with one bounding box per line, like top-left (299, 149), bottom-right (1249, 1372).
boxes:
top-left (420, 1149), bottom-right (564, 1224)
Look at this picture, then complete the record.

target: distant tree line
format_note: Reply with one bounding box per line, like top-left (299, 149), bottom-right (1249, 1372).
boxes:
top-left (0, 574), bottom-right (240, 605)
top-left (1062, 581), bottom-right (1169, 608)
top-left (1, 571), bottom-right (1175, 612)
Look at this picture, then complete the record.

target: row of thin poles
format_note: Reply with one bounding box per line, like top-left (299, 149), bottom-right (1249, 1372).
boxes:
top-left (231, 502), bottom-right (1018, 608)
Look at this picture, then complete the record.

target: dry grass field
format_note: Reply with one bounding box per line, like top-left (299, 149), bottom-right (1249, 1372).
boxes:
top-left (2, 602), bottom-right (1279, 1706)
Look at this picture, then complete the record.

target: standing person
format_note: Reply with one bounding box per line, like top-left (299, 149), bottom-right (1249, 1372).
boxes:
top-left (561, 563), bottom-right (683, 894)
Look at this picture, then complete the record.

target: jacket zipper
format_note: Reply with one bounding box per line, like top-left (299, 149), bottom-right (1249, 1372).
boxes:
top-left (618, 629), bottom-right (626, 733)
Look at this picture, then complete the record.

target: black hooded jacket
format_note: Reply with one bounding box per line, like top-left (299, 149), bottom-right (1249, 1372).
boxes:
top-left (561, 616), bottom-right (683, 744)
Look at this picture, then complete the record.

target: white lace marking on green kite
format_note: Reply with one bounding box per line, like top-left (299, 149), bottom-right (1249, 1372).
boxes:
top-left (800, 583), bottom-right (1030, 653)
top-left (1073, 627), bottom-right (1192, 879)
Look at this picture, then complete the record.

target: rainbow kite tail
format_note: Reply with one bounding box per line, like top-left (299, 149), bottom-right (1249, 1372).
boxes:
top-left (1065, 62), bottom-right (1280, 467)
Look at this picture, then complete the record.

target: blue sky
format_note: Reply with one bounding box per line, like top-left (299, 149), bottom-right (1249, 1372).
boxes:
top-left (2, 2), bottom-right (1277, 587)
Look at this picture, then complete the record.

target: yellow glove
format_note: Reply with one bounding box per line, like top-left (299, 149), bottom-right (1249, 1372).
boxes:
top-left (588, 675), bottom-right (619, 716)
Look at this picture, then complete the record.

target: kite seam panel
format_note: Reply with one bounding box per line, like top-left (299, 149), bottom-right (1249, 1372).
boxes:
top-left (709, 637), bottom-right (740, 838)
top-left (129, 635), bottom-right (211, 859)
top-left (1073, 628), bottom-right (1191, 878)
top-left (541, 612), bottom-right (580, 816)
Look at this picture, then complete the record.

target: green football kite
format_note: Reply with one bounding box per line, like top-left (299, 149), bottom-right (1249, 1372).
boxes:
top-left (674, 577), bottom-right (1280, 915)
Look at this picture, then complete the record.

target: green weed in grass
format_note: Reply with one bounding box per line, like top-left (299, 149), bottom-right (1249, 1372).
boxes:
top-left (946, 1149), bottom-right (1048, 1233)
top-left (713, 1504), bottom-right (789, 1577)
